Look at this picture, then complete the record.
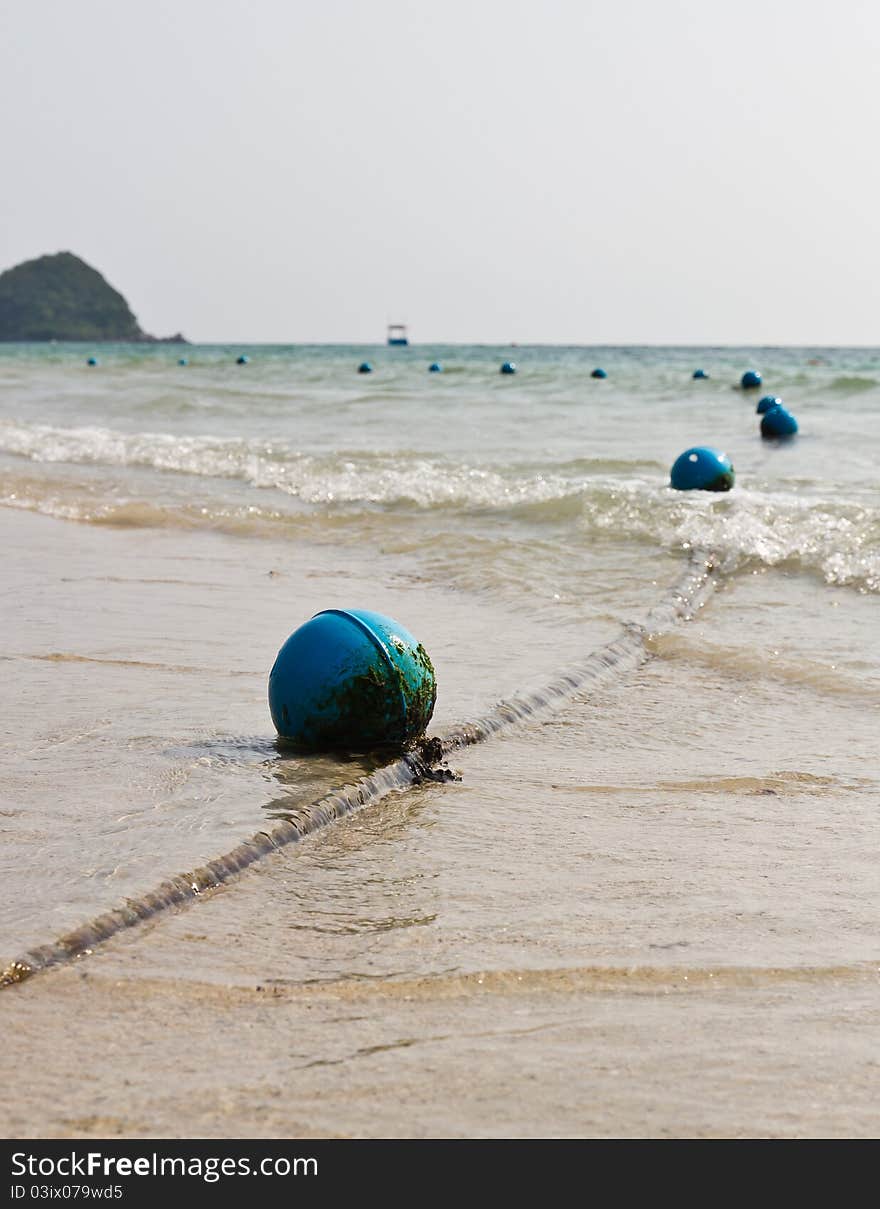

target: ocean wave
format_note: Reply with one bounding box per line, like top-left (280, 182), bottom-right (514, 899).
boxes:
top-left (827, 375), bottom-right (879, 393)
top-left (0, 419), bottom-right (625, 509)
top-left (578, 483), bottom-right (880, 592)
top-left (1, 419), bottom-right (878, 593)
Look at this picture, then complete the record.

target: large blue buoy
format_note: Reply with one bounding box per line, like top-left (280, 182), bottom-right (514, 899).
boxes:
top-left (269, 609), bottom-right (436, 750)
top-left (692, 369), bottom-right (709, 380)
top-left (741, 369), bottom-right (762, 389)
top-left (236, 355), bottom-right (249, 365)
top-left (670, 446), bottom-right (735, 492)
top-left (358, 361), bottom-right (373, 374)
top-left (500, 361), bottom-right (517, 375)
top-left (756, 394), bottom-right (781, 414)
top-left (760, 405), bottom-right (798, 438)
top-left (591, 367), bottom-right (608, 379)
top-left (428, 362), bottom-right (442, 373)
top-left (86, 357), bottom-right (98, 366)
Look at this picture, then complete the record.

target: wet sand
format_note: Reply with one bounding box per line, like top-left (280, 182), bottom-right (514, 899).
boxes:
top-left (4, 957), bottom-right (878, 1138)
top-left (2, 506), bottom-right (879, 1138)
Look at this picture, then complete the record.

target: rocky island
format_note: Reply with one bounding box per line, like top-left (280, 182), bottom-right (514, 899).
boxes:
top-left (0, 251), bottom-right (186, 343)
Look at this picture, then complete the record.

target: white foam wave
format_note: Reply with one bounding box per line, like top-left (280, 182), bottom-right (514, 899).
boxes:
top-left (0, 419), bottom-right (579, 508)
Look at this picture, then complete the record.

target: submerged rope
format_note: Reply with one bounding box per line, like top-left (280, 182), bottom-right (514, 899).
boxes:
top-left (1, 551), bottom-right (717, 988)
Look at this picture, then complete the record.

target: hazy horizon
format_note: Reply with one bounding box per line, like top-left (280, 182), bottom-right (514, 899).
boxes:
top-left (2, 0), bottom-right (878, 345)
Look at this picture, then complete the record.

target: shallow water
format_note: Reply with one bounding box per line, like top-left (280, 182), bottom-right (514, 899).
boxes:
top-left (0, 344), bottom-right (877, 1136)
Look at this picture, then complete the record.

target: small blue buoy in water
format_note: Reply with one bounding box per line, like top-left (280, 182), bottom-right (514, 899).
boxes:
top-left (760, 404), bottom-right (798, 438)
top-left (269, 608), bottom-right (436, 750)
top-left (358, 361), bottom-right (373, 374)
top-left (178, 357), bottom-right (188, 366)
top-left (692, 369), bottom-right (709, 380)
top-left (756, 394), bottom-right (781, 414)
top-left (86, 357), bottom-right (98, 366)
top-left (500, 361), bottom-right (517, 374)
top-left (428, 362), bottom-right (442, 373)
top-left (591, 367), bottom-right (608, 379)
top-left (236, 355), bottom-right (249, 365)
top-left (741, 369), bottom-right (762, 389)
top-left (670, 446), bottom-right (735, 492)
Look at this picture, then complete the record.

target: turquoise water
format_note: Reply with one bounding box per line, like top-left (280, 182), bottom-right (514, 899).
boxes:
top-left (1, 343), bottom-right (879, 597)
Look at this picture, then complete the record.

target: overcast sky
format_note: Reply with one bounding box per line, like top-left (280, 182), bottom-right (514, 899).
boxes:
top-left (1, 0), bottom-right (878, 344)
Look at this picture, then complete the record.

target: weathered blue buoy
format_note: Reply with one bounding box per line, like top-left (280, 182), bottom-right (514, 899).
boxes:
top-left (86, 357), bottom-right (98, 366)
top-left (358, 361), bottom-right (373, 374)
top-left (236, 355), bottom-right (249, 365)
top-left (741, 369), bottom-right (762, 389)
top-left (591, 367), bottom-right (608, 379)
top-left (428, 362), bottom-right (442, 373)
top-left (500, 361), bottom-right (517, 374)
top-left (269, 609), bottom-right (436, 750)
top-left (756, 394), bottom-right (781, 414)
top-left (670, 446), bottom-right (735, 492)
top-left (760, 405), bottom-right (798, 438)
top-left (692, 369), bottom-right (709, 380)
top-left (178, 357), bottom-right (188, 366)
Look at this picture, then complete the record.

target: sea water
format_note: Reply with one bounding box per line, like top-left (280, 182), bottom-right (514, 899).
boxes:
top-left (0, 343), bottom-right (878, 1136)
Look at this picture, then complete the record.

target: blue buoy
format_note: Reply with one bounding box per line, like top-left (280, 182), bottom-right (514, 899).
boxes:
top-left (692, 369), bottom-right (709, 380)
top-left (760, 405), bottom-right (798, 438)
top-left (236, 355), bottom-right (249, 365)
top-left (428, 362), bottom-right (442, 373)
top-left (178, 358), bottom-right (188, 366)
top-left (670, 446), bottom-right (735, 492)
top-left (500, 361), bottom-right (517, 375)
top-left (358, 361), bottom-right (373, 374)
top-left (269, 608), bottom-right (436, 750)
top-left (756, 394), bottom-right (781, 414)
top-left (86, 357), bottom-right (98, 366)
top-left (741, 369), bottom-right (762, 389)
top-left (591, 367), bottom-right (608, 379)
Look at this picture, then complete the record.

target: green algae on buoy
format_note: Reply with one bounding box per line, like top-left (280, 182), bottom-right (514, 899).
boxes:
top-left (269, 609), bottom-right (436, 751)
top-left (670, 446), bottom-right (735, 492)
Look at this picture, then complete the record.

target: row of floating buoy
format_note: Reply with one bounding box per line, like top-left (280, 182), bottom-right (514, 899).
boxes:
top-left (672, 369), bottom-right (800, 491)
top-left (79, 357), bottom-right (800, 396)
top-left (268, 363), bottom-right (807, 752)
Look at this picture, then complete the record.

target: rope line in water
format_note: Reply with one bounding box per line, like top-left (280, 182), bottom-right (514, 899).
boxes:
top-left (0, 551), bottom-right (717, 989)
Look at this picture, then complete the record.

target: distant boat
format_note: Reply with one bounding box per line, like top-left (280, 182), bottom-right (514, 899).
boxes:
top-left (387, 323), bottom-right (409, 346)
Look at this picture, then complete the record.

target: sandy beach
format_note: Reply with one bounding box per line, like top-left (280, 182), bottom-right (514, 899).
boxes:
top-left (2, 474), bottom-right (878, 1136)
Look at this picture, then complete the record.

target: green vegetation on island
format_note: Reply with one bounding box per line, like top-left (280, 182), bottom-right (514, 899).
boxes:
top-left (0, 251), bottom-right (186, 343)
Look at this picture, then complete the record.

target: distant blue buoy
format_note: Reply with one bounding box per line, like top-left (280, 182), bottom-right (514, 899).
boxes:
top-left (178, 358), bottom-right (188, 366)
top-left (358, 361), bottom-right (373, 374)
top-left (500, 361), bottom-right (517, 375)
top-left (236, 355), bottom-right (249, 365)
top-left (591, 367), bottom-right (608, 379)
top-left (756, 394), bottom-right (781, 414)
top-left (86, 357), bottom-right (98, 366)
top-left (670, 446), bottom-right (735, 492)
top-left (428, 362), bottom-right (442, 373)
top-left (760, 405), bottom-right (798, 438)
top-left (741, 369), bottom-right (762, 389)
top-left (692, 369), bottom-right (709, 380)
top-left (269, 608), bottom-right (436, 751)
